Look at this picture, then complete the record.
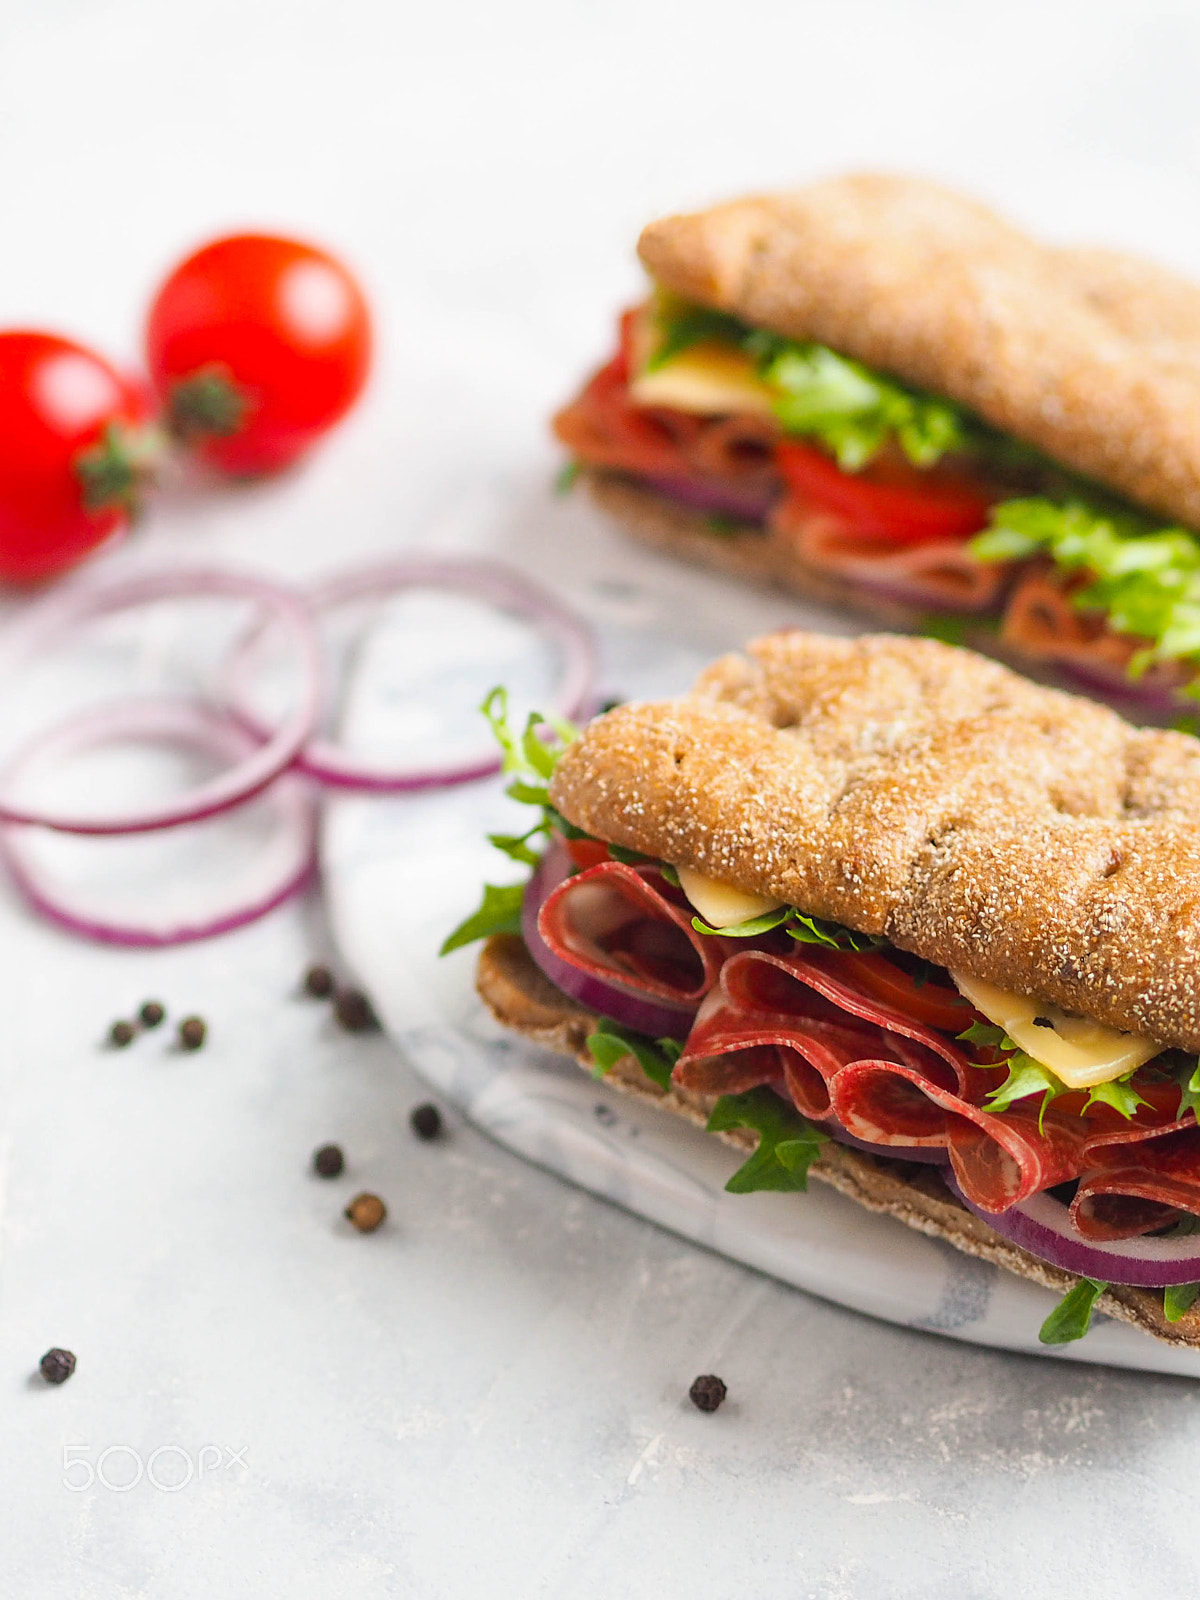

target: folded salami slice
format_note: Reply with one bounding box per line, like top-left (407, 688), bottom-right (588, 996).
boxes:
top-left (537, 857), bottom-right (720, 1008)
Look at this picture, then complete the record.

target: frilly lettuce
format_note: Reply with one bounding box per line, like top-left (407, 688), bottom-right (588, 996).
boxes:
top-left (972, 498), bottom-right (1200, 680)
top-left (650, 296), bottom-right (972, 471)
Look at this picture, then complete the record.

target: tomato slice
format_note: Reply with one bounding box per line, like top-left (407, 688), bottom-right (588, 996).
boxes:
top-left (564, 836), bottom-right (610, 871)
top-left (832, 950), bottom-right (973, 1033)
top-left (776, 440), bottom-right (994, 546)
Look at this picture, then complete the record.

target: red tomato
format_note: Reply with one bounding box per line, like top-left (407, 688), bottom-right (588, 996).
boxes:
top-left (145, 234), bottom-right (372, 476)
top-left (776, 440), bottom-right (994, 546)
top-left (565, 836), bottom-right (610, 871)
top-left (0, 332), bottom-right (149, 583)
top-left (832, 950), bottom-right (972, 1033)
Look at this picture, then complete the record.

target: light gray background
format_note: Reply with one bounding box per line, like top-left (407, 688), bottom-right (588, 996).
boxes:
top-left (3, 1), bottom-right (1200, 1595)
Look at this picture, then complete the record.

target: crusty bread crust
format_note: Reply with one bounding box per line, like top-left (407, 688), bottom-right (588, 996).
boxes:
top-left (477, 934), bottom-right (1199, 1349)
top-left (548, 630), bottom-right (1200, 1050)
top-left (638, 173), bottom-right (1200, 530)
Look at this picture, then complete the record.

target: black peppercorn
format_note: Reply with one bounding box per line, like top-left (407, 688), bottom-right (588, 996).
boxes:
top-left (345, 1192), bottom-right (387, 1232)
top-left (109, 1020), bottom-right (135, 1048)
top-left (409, 1103), bottom-right (442, 1141)
top-left (139, 1000), bottom-right (165, 1029)
top-left (40, 1348), bottom-right (76, 1385)
top-left (333, 988), bottom-right (378, 1033)
top-left (313, 1143), bottom-right (345, 1178)
top-left (303, 964), bottom-right (335, 999)
top-left (178, 1016), bottom-right (206, 1051)
top-left (688, 1374), bottom-right (727, 1413)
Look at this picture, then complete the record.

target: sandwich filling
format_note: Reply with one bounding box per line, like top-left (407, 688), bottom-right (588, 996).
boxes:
top-left (554, 293), bottom-right (1200, 710)
top-left (444, 690), bottom-right (1200, 1344)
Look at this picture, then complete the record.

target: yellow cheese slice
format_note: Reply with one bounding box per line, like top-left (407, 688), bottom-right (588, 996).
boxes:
top-left (951, 971), bottom-right (1162, 1089)
top-left (628, 342), bottom-right (778, 419)
top-left (676, 865), bottom-right (783, 929)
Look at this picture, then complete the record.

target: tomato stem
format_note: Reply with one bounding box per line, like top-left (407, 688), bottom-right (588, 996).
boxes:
top-left (74, 422), bottom-right (164, 516)
top-left (167, 364), bottom-right (250, 440)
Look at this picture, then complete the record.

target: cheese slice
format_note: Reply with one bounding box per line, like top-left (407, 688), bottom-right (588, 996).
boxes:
top-left (629, 343), bottom-right (778, 419)
top-left (675, 865), bottom-right (783, 929)
top-left (951, 971), bottom-right (1162, 1089)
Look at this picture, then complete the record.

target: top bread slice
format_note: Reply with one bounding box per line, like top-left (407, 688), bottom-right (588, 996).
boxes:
top-left (638, 173), bottom-right (1200, 529)
top-left (548, 630), bottom-right (1200, 1050)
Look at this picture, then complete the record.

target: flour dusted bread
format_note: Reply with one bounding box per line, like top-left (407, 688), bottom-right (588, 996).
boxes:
top-left (548, 630), bottom-right (1200, 1050)
top-left (638, 173), bottom-right (1200, 529)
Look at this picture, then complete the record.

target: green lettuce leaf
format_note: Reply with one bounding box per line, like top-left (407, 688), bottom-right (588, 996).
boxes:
top-left (440, 882), bottom-right (525, 955)
top-left (647, 302), bottom-right (748, 370)
top-left (971, 498), bottom-right (1200, 675)
top-left (1164, 1282), bottom-right (1200, 1323)
top-left (1038, 1278), bottom-right (1107, 1345)
top-left (587, 1025), bottom-right (682, 1091)
top-left (958, 1020), bottom-right (1014, 1050)
top-left (706, 1087), bottom-right (827, 1194)
top-left (1082, 1075), bottom-right (1148, 1119)
top-left (982, 1052), bottom-right (1067, 1127)
top-left (787, 912), bottom-right (885, 952)
top-left (649, 298), bottom-right (973, 470)
top-left (691, 906), bottom-right (792, 938)
top-left (1175, 1058), bottom-right (1200, 1121)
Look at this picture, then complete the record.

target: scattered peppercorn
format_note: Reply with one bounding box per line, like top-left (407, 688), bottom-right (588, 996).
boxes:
top-left (40, 1348), bottom-right (76, 1385)
top-left (178, 1016), bottom-right (207, 1051)
top-left (333, 988), bottom-right (378, 1033)
top-left (313, 1143), bottom-right (345, 1179)
top-left (688, 1374), bottom-right (727, 1413)
top-left (410, 1103), bottom-right (443, 1141)
top-left (108, 1020), bottom-right (135, 1048)
top-left (344, 1192), bottom-right (386, 1232)
top-left (303, 964), bottom-right (335, 999)
top-left (139, 1000), bottom-right (165, 1029)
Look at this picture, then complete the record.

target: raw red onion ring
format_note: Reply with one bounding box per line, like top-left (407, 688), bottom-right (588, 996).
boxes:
top-left (944, 1172), bottom-right (1200, 1288)
top-left (0, 697), bottom-right (317, 947)
top-left (223, 555), bottom-right (598, 792)
top-left (0, 569), bottom-right (320, 834)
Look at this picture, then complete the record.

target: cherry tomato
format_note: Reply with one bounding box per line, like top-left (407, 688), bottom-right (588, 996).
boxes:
top-left (0, 332), bottom-right (149, 583)
top-left (145, 234), bottom-right (372, 476)
top-left (776, 440), bottom-right (994, 546)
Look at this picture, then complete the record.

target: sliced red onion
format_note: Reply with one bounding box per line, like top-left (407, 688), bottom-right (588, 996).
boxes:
top-left (224, 555), bottom-right (598, 792)
top-left (0, 569), bottom-right (320, 834)
top-left (640, 472), bottom-right (778, 525)
top-left (944, 1173), bottom-right (1200, 1287)
top-left (0, 698), bottom-right (317, 946)
top-left (824, 1120), bottom-right (949, 1166)
top-left (520, 843), bottom-right (697, 1040)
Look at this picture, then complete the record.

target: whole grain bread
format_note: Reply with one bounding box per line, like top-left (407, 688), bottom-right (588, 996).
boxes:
top-left (478, 933), bottom-right (1198, 1349)
top-left (548, 629), bottom-right (1200, 1050)
top-left (638, 173), bottom-right (1200, 529)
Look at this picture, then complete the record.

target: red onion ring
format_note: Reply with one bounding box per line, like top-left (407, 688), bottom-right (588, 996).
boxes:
top-left (224, 556), bottom-right (598, 792)
top-left (0, 569), bottom-right (320, 834)
top-left (521, 843), bottom-right (698, 1040)
top-left (944, 1172), bottom-right (1200, 1287)
top-left (0, 697), bottom-right (317, 947)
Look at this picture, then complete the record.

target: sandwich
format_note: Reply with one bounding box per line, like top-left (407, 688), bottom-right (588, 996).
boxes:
top-left (554, 173), bottom-right (1200, 720)
top-left (444, 629), bottom-right (1200, 1350)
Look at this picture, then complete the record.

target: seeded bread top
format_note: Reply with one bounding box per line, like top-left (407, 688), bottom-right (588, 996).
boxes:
top-left (548, 630), bottom-right (1200, 1049)
top-left (638, 173), bottom-right (1200, 529)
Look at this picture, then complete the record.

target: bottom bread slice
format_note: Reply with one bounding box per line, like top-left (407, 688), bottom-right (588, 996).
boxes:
top-left (477, 933), bottom-right (1200, 1351)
